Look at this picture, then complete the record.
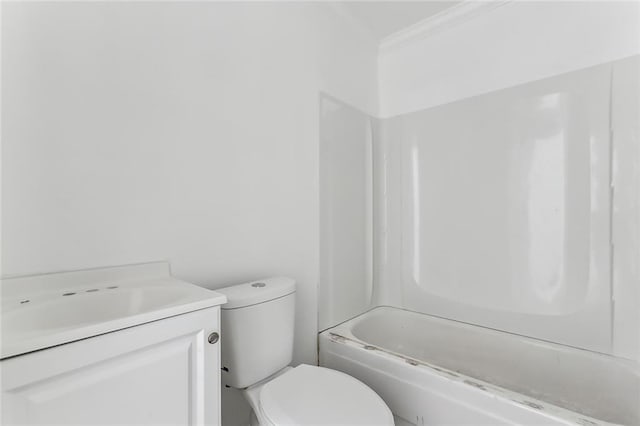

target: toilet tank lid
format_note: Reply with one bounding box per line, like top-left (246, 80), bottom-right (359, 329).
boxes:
top-left (216, 277), bottom-right (295, 309)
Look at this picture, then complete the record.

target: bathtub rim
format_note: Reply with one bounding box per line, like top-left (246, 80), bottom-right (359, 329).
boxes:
top-left (325, 305), bottom-right (640, 371)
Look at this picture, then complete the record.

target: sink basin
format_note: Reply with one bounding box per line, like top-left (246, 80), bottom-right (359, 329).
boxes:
top-left (0, 262), bottom-right (227, 359)
top-left (2, 286), bottom-right (191, 335)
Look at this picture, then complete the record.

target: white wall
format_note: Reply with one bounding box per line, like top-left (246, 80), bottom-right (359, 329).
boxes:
top-left (1, 4), bottom-right (378, 422)
top-left (379, 1), bottom-right (640, 117)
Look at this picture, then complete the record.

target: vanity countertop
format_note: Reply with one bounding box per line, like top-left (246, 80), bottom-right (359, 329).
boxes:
top-left (0, 262), bottom-right (227, 359)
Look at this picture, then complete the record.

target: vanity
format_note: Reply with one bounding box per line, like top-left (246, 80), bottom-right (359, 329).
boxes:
top-left (1, 262), bottom-right (227, 425)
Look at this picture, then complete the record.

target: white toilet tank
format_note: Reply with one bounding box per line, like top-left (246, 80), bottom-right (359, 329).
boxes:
top-left (216, 277), bottom-right (296, 389)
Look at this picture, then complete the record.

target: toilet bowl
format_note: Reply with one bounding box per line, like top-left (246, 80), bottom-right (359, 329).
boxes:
top-left (216, 278), bottom-right (394, 426)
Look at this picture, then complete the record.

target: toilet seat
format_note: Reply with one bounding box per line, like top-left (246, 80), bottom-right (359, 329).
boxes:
top-left (257, 364), bottom-right (394, 425)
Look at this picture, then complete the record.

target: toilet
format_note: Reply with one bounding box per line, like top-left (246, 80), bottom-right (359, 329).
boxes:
top-left (217, 277), bottom-right (394, 426)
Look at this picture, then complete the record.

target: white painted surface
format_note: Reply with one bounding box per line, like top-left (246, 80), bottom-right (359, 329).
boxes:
top-left (319, 96), bottom-right (374, 331)
top-left (379, 0), bottom-right (509, 52)
top-left (1, 262), bottom-right (226, 359)
top-left (2, 307), bottom-right (222, 425)
top-left (379, 1), bottom-right (640, 117)
top-left (320, 307), bottom-right (640, 426)
top-left (0, 2), bottom-right (378, 373)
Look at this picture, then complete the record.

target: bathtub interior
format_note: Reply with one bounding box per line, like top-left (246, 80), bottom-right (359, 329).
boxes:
top-left (320, 331), bottom-right (588, 426)
top-left (327, 306), bottom-right (640, 426)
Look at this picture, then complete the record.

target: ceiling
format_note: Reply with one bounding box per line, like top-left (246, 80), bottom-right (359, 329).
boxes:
top-left (340, 1), bottom-right (462, 41)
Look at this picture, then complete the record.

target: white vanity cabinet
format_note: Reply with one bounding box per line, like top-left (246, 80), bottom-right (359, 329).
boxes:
top-left (1, 307), bottom-right (222, 426)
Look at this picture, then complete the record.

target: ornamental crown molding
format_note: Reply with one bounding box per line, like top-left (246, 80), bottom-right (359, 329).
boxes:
top-left (379, 0), bottom-right (513, 53)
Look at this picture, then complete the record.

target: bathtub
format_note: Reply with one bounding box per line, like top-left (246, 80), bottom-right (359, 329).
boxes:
top-left (319, 306), bottom-right (640, 426)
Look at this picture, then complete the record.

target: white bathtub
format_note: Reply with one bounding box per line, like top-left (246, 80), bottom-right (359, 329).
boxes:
top-left (319, 306), bottom-right (640, 426)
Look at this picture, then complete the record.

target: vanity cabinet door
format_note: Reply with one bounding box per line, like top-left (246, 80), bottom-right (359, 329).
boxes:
top-left (1, 307), bottom-right (221, 426)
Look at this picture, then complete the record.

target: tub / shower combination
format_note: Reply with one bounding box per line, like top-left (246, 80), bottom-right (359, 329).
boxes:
top-left (319, 306), bottom-right (640, 426)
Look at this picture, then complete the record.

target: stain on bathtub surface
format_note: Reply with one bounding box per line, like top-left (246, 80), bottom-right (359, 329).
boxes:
top-left (329, 333), bottom-right (346, 343)
top-left (432, 366), bottom-right (459, 378)
top-left (517, 400), bottom-right (543, 410)
top-left (364, 345), bottom-right (377, 351)
top-left (405, 359), bottom-right (419, 366)
top-left (463, 380), bottom-right (488, 391)
top-left (576, 418), bottom-right (598, 426)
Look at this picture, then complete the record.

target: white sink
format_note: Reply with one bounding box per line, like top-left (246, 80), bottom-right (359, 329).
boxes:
top-left (0, 263), bottom-right (227, 359)
top-left (3, 286), bottom-right (191, 334)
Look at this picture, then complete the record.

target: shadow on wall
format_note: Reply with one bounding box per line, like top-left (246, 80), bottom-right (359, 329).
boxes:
top-left (222, 387), bottom-right (251, 426)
